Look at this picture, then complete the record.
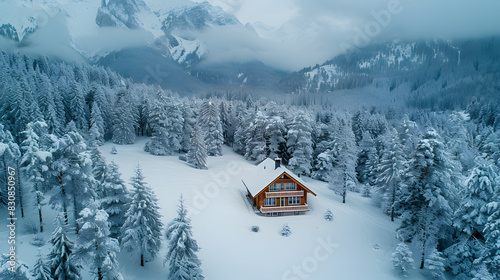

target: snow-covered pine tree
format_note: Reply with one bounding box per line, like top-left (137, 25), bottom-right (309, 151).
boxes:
top-left (49, 128), bottom-right (97, 233)
top-left (245, 111), bottom-right (268, 162)
top-left (0, 124), bottom-right (21, 206)
top-left (66, 81), bottom-right (87, 131)
top-left (199, 100), bottom-right (224, 156)
top-left (397, 129), bottom-right (453, 269)
top-left (48, 215), bottom-right (81, 280)
top-left (186, 123), bottom-right (208, 169)
top-left (376, 129), bottom-right (406, 221)
top-left (89, 101), bottom-right (105, 146)
top-left (471, 264), bottom-right (494, 280)
top-left (112, 90), bottom-right (136, 145)
top-left (329, 117), bottom-right (358, 203)
top-left (447, 157), bottom-right (498, 277)
top-left (324, 209), bottom-right (333, 221)
top-left (286, 111), bottom-right (313, 176)
top-left (266, 115), bottom-right (286, 159)
top-left (391, 242), bottom-right (414, 277)
top-left (121, 166), bottom-right (163, 266)
top-left (31, 250), bottom-right (51, 280)
top-left (164, 195), bottom-right (205, 280)
top-left (20, 121), bottom-right (52, 232)
top-left (144, 92), bottom-right (184, 155)
top-left (181, 100), bottom-right (196, 152)
top-left (101, 161), bottom-right (130, 239)
top-left (74, 201), bottom-right (123, 280)
top-left (427, 249), bottom-right (445, 280)
top-left (35, 72), bottom-right (62, 135)
top-left (481, 170), bottom-right (500, 279)
top-left (0, 253), bottom-right (31, 280)
top-left (280, 223), bottom-right (291, 237)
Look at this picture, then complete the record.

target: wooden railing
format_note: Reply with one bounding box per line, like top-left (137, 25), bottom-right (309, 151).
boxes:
top-left (265, 190), bottom-right (304, 198)
top-left (260, 204), bottom-right (309, 213)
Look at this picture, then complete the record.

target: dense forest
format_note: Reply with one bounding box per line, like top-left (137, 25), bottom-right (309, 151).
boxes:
top-left (0, 51), bottom-right (499, 279)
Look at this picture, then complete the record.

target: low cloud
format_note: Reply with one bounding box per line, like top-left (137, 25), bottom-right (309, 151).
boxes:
top-left (201, 0), bottom-right (500, 71)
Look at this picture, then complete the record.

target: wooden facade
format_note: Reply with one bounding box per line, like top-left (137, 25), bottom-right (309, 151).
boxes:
top-left (246, 172), bottom-right (316, 215)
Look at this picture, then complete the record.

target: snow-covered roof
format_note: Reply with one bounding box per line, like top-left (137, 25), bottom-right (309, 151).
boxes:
top-left (241, 158), bottom-right (314, 197)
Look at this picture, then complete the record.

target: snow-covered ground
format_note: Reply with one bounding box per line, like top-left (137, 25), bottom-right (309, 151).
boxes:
top-left (1, 137), bottom-right (429, 279)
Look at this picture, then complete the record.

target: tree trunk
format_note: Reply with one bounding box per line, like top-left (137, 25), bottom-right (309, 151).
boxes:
top-left (391, 187), bottom-right (395, 222)
top-left (420, 237), bottom-right (426, 269)
top-left (141, 254), bottom-right (144, 267)
top-left (17, 164), bottom-right (24, 217)
top-left (36, 183), bottom-right (43, 232)
top-left (73, 196), bottom-right (79, 234)
top-left (97, 266), bottom-right (103, 280)
top-left (59, 172), bottom-right (68, 224)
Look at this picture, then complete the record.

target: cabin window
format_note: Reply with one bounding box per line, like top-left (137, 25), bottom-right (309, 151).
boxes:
top-left (288, 197), bottom-right (300, 204)
top-left (280, 183), bottom-right (285, 190)
top-left (269, 184), bottom-right (279, 192)
top-left (265, 198), bottom-right (276, 206)
top-left (286, 183), bottom-right (296, 190)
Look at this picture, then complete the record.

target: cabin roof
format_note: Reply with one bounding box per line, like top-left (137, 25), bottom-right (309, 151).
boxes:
top-left (241, 158), bottom-right (316, 197)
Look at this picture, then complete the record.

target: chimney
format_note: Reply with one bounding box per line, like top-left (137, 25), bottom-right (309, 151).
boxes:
top-left (274, 158), bottom-right (281, 169)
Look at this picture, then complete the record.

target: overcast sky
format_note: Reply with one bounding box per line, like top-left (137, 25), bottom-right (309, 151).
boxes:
top-left (193, 0), bottom-right (500, 71)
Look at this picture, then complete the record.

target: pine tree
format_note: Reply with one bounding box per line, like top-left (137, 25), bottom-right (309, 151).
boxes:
top-left (74, 201), bottom-right (123, 280)
top-left (199, 100), bottom-right (224, 156)
top-left (427, 249), bottom-right (445, 280)
top-left (280, 223), bottom-right (291, 237)
top-left (164, 196), bottom-right (205, 280)
top-left (101, 161), bottom-right (130, 239)
top-left (20, 121), bottom-right (51, 232)
top-left (31, 251), bottom-right (51, 280)
top-left (324, 209), bottom-right (333, 221)
top-left (67, 81), bottom-right (87, 131)
top-left (329, 117), bottom-right (358, 203)
top-left (245, 111), bottom-right (268, 162)
top-left (391, 242), bottom-right (414, 277)
top-left (286, 111), bottom-right (313, 176)
top-left (186, 123), bottom-right (208, 169)
top-left (50, 129), bottom-right (97, 233)
top-left (48, 215), bottom-right (81, 280)
top-left (121, 166), bottom-right (163, 266)
top-left (482, 178), bottom-right (500, 279)
top-left (0, 253), bottom-right (31, 280)
top-left (144, 92), bottom-right (184, 155)
top-left (112, 90), bottom-right (136, 145)
top-left (0, 124), bottom-right (21, 206)
top-left (89, 101), bottom-right (105, 146)
top-left (397, 129), bottom-right (453, 269)
top-left (376, 129), bottom-right (406, 221)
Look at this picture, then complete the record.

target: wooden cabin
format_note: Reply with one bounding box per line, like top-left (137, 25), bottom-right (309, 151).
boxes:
top-left (242, 158), bottom-right (316, 216)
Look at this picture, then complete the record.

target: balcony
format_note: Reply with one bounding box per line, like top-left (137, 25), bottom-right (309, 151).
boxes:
top-left (260, 204), bottom-right (309, 213)
top-left (265, 190), bottom-right (304, 198)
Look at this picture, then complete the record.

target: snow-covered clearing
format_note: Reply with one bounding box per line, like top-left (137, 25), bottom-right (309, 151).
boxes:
top-left (1, 137), bottom-right (428, 279)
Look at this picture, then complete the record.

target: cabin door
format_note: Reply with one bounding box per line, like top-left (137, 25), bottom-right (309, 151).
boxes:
top-left (280, 198), bottom-right (286, 207)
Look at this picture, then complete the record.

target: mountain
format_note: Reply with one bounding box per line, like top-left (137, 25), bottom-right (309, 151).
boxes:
top-left (279, 38), bottom-right (500, 108)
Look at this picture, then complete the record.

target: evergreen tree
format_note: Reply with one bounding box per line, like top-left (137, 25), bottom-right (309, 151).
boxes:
top-left (48, 215), bottom-right (81, 280)
top-left (286, 111), bottom-right (313, 176)
top-left (31, 251), bottom-right (51, 280)
top-left (121, 166), bottom-right (163, 266)
top-left (89, 101), bottom-right (105, 146)
top-left (280, 223), bottom-right (291, 237)
top-left (398, 129), bottom-right (453, 269)
top-left (245, 111), bottom-right (268, 162)
top-left (329, 117), bottom-right (358, 203)
top-left (164, 196), bottom-right (205, 280)
top-left (391, 242), bottom-right (414, 277)
top-left (376, 129), bottom-right (406, 221)
top-left (0, 124), bottom-right (21, 206)
top-left (181, 101), bottom-right (196, 152)
top-left (74, 201), bottom-right (123, 280)
top-left (20, 121), bottom-right (51, 232)
top-left (427, 249), bottom-right (445, 280)
top-left (324, 209), bottom-right (333, 221)
top-left (482, 173), bottom-right (500, 279)
top-left (101, 161), bottom-right (130, 239)
top-left (112, 90), bottom-right (136, 145)
top-left (186, 123), bottom-right (208, 170)
top-left (199, 100), bottom-right (224, 156)
top-left (0, 253), bottom-right (31, 280)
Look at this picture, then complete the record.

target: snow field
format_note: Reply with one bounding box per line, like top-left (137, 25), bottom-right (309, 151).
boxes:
top-left (1, 137), bottom-right (427, 279)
